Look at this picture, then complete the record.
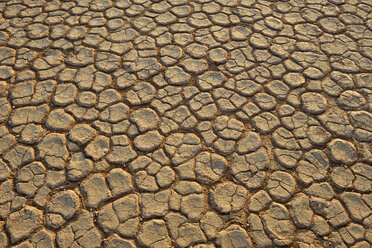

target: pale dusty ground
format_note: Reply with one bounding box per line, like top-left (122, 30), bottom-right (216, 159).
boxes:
top-left (0, 0), bottom-right (372, 247)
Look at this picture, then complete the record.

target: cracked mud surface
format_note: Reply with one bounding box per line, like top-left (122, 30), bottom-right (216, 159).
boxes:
top-left (0, 0), bottom-right (372, 247)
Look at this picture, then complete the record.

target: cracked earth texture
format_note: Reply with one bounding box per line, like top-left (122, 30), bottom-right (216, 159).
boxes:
top-left (0, 0), bottom-right (372, 247)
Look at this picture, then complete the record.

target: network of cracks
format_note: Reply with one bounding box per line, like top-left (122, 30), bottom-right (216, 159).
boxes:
top-left (0, 0), bottom-right (372, 247)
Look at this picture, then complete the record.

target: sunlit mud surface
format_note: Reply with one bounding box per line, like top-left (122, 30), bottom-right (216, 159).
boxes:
top-left (0, 0), bottom-right (372, 247)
